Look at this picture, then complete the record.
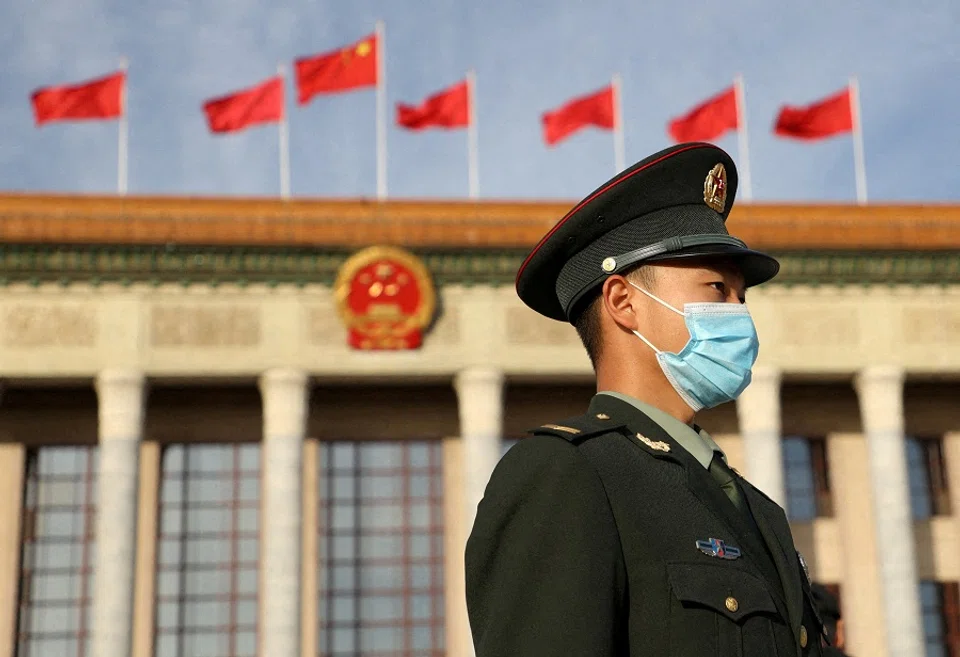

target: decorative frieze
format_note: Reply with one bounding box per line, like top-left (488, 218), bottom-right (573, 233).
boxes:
top-left (0, 245), bottom-right (956, 288)
top-left (902, 306), bottom-right (960, 345)
top-left (150, 306), bottom-right (260, 347)
top-left (1, 304), bottom-right (97, 347)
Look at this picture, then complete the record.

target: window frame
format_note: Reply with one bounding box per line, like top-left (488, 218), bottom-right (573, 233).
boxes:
top-left (317, 440), bottom-right (446, 657)
top-left (15, 446), bottom-right (98, 657)
top-left (153, 442), bottom-right (262, 657)
top-left (908, 437), bottom-right (952, 519)
top-left (783, 436), bottom-right (834, 521)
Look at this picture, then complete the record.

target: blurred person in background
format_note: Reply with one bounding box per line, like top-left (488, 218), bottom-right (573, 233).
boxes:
top-left (811, 583), bottom-right (852, 656)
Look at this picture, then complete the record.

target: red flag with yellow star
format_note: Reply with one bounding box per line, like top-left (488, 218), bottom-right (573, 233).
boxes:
top-left (295, 33), bottom-right (378, 104)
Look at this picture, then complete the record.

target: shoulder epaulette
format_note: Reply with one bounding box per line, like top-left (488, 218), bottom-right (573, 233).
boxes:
top-left (528, 413), bottom-right (627, 444)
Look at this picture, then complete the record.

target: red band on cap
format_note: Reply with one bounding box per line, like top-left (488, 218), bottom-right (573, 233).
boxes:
top-left (514, 143), bottom-right (707, 289)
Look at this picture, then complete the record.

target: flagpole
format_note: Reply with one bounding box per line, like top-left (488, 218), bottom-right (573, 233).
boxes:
top-left (733, 74), bottom-right (753, 202)
top-left (118, 57), bottom-right (129, 196)
top-left (375, 20), bottom-right (387, 199)
top-left (277, 64), bottom-right (291, 199)
top-left (611, 73), bottom-right (626, 173)
top-left (849, 76), bottom-right (867, 205)
top-left (466, 70), bottom-right (480, 199)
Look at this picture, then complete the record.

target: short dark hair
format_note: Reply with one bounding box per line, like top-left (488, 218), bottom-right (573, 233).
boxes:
top-left (574, 265), bottom-right (657, 368)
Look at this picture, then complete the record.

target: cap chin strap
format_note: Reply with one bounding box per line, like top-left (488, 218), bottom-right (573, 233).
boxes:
top-left (609, 234), bottom-right (747, 275)
top-left (564, 234), bottom-right (746, 321)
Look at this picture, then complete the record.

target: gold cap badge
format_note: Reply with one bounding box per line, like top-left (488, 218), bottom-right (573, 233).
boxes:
top-left (703, 163), bottom-right (727, 213)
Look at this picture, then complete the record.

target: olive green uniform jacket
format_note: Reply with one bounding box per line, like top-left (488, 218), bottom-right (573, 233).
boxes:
top-left (466, 394), bottom-right (825, 657)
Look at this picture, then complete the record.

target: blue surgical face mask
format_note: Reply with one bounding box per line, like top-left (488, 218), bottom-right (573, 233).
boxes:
top-left (629, 282), bottom-right (759, 412)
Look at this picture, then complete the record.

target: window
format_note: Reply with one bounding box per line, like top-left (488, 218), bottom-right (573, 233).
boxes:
top-left (920, 581), bottom-right (960, 657)
top-left (319, 441), bottom-right (445, 657)
top-left (908, 438), bottom-right (951, 519)
top-left (783, 437), bottom-right (832, 521)
top-left (155, 444), bottom-right (261, 657)
top-left (16, 446), bottom-right (98, 657)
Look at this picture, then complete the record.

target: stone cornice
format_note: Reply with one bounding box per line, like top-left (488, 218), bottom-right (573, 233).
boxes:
top-left (1, 193), bottom-right (958, 250)
top-left (0, 244), bottom-right (956, 288)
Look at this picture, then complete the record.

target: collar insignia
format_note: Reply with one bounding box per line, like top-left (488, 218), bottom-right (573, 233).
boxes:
top-left (637, 433), bottom-right (670, 452)
top-left (541, 424), bottom-right (580, 435)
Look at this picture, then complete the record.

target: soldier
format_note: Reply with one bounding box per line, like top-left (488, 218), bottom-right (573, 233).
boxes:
top-left (466, 142), bottom-right (825, 656)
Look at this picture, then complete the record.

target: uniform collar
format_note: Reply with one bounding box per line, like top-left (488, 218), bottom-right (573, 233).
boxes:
top-left (597, 391), bottom-right (723, 469)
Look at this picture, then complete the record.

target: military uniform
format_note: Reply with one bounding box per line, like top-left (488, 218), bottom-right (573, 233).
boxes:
top-left (467, 394), bottom-right (825, 656)
top-left (465, 143), bottom-right (824, 656)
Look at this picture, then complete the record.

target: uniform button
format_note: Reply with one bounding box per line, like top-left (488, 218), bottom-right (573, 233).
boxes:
top-left (725, 596), bottom-right (739, 613)
top-left (596, 413), bottom-right (610, 420)
top-left (799, 625), bottom-right (808, 648)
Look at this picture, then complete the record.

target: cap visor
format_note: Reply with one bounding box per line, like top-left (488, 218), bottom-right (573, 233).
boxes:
top-left (645, 244), bottom-right (780, 287)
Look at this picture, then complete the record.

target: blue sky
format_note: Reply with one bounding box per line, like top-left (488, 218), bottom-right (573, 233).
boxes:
top-left (2, 0), bottom-right (957, 202)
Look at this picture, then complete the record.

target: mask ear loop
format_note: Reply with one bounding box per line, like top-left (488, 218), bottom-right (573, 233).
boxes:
top-left (628, 282), bottom-right (685, 317)
top-left (632, 330), bottom-right (662, 355)
top-left (627, 281), bottom-right (684, 356)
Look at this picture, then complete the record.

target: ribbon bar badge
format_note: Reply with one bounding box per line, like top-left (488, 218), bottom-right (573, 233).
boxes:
top-left (696, 537), bottom-right (741, 560)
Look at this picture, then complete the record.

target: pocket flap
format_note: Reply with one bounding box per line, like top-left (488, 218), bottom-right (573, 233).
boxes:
top-left (667, 561), bottom-right (779, 623)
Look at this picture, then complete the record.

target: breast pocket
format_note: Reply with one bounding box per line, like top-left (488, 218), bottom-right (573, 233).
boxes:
top-left (667, 561), bottom-right (786, 657)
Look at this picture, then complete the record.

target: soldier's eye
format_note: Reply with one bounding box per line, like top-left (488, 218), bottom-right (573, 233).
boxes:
top-left (709, 282), bottom-right (725, 293)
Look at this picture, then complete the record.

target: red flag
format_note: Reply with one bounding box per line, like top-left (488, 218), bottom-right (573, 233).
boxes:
top-left (774, 88), bottom-right (852, 140)
top-left (541, 86), bottom-right (614, 146)
top-left (202, 76), bottom-right (284, 134)
top-left (667, 86), bottom-right (738, 142)
top-left (396, 81), bottom-right (469, 130)
top-left (31, 71), bottom-right (125, 126)
top-left (295, 33), bottom-right (378, 104)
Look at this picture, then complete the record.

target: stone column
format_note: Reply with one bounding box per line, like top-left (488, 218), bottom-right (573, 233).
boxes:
top-left (829, 433), bottom-right (886, 657)
top-left (942, 431), bottom-right (960, 572)
top-left (454, 367), bottom-right (505, 534)
top-left (0, 443), bottom-right (26, 657)
top-left (854, 366), bottom-right (923, 657)
top-left (736, 366), bottom-right (786, 507)
top-left (259, 368), bottom-right (309, 657)
top-left (93, 369), bottom-right (146, 657)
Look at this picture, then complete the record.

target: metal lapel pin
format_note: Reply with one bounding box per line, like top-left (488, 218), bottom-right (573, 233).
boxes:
top-left (696, 537), bottom-right (742, 560)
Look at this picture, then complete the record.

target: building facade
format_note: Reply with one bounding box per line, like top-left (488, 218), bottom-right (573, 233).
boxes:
top-left (0, 195), bottom-right (958, 657)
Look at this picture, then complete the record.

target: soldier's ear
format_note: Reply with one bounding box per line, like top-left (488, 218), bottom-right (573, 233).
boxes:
top-left (600, 276), bottom-right (640, 332)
